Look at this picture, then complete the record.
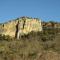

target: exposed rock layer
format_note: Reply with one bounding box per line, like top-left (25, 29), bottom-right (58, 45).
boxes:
top-left (0, 17), bottom-right (42, 38)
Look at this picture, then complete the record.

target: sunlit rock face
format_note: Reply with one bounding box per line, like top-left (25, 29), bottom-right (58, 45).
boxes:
top-left (0, 17), bottom-right (42, 39)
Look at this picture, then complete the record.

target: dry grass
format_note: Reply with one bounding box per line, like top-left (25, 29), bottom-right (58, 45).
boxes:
top-left (0, 29), bottom-right (60, 60)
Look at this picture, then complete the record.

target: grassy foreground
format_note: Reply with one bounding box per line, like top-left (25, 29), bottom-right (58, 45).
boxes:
top-left (0, 28), bottom-right (60, 60)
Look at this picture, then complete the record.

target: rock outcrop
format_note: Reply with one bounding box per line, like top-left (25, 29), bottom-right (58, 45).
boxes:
top-left (0, 17), bottom-right (42, 39)
top-left (42, 21), bottom-right (60, 28)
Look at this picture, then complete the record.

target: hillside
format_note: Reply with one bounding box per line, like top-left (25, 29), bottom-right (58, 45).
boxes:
top-left (0, 17), bottom-right (60, 60)
top-left (0, 29), bottom-right (60, 60)
top-left (0, 17), bottom-right (42, 39)
top-left (42, 21), bottom-right (60, 28)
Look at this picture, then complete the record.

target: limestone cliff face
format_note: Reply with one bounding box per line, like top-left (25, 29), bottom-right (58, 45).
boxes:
top-left (0, 17), bottom-right (42, 39)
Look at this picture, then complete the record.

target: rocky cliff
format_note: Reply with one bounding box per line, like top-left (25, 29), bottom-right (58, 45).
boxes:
top-left (0, 17), bottom-right (42, 39)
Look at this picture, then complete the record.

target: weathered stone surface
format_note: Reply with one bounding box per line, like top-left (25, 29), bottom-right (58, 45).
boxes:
top-left (0, 17), bottom-right (42, 38)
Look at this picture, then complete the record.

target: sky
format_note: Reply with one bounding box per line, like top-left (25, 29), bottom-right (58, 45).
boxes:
top-left (0, 0), bottom-right (60, 23)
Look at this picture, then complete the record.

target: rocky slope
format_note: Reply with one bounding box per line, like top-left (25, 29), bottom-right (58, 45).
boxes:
top-left (42, 21), bottom-right (60, 28)
top-left (0, 17), bottom-right (42, 39)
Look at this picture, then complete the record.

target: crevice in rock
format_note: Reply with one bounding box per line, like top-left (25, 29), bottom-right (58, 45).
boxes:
top-left (23, 19), bottom-right (26, 29)
top-left (15, 21), bottom-right (19, 38)
top-left (15, 19), bottom-right (26, 39)
top-left (3, 24), bottom-right (4, 27)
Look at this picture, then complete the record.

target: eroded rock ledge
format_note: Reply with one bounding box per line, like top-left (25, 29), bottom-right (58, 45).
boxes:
top-left (0, 17), bottom-right (42, 39)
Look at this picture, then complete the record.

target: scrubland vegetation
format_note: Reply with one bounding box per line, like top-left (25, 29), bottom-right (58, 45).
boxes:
top-left (0, 27), bottom-right (60, 60)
